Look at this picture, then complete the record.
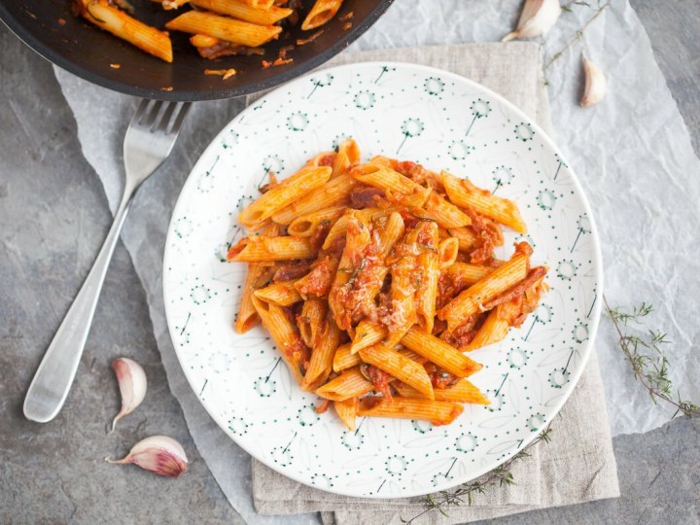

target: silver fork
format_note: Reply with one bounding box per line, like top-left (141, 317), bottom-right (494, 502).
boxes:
top-left (23, 99), bottom-right (191, 423)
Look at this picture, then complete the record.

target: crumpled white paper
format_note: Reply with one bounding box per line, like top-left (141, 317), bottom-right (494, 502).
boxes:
top-left (52, 0), bottom-right (700, 522)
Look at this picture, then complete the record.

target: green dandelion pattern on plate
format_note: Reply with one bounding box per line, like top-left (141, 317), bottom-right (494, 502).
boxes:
top-left (411, 420), bottom-right (433, 434)
top-left (572, 321), bottom-right (589, 343)
top-left (286, 111), bottom-right (309, 132)
top-left (548, 367), bottom-right (572, 389)
top-left (253, 376), bottom-right (277, 397)
top-left (454, 432), bottom-right (478, 453)
top-left (448, 140), bottom-right (475, 160)
top-left (354, 90), bottom-right (376, 110)
top-left (570, 214), bottom-right (591, 252)
top-left (307, 73), bottom-right (334, 99)
top-left (190, 284), bottom-right (211, 305)
top-left (228, 417), bottom-right (249, 436)
top-left (173, 217), bottom-right (193, 239)
top-left (514, 122), bottom-right (535, 142)
top-left (527, 413), bottom-right (546, 431)
top-left (492, 165), bottom-right (515, 193)
top-left (553, 153), bottom-right (568, 180)
top-left (373, 65), bottom-right (395, 84)
top-left (536, 189), bottom-right (557, 210)
top-left (556, 259), bottom-right (578, 281)
top-left (341, 431), bottom-right (364, 451)
top-left (296, 404), bottom-right (320, 426)
top-left (385, 455), bottom-right (408, 476)
top-left (397, 118), bottom-right (424, 154)
top-left (465, 98), bottom-right (492, 137)
top-left (424, 76), bottom-right (445, 96)
top-left (508, 347), bottom-right (529, 369)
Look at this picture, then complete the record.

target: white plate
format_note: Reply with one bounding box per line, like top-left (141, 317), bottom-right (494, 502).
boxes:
top-left (163, 62), bottom-right (602, 499)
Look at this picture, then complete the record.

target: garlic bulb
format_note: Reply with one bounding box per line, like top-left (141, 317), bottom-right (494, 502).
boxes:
top-left (580, 53), bottom-right (607, 108)
top-left (111, 357), bottom-right (147, 432)
top-left (502, 0), bottom-right (562, 42)
top-left (106, 436), bottom-right (188, 477)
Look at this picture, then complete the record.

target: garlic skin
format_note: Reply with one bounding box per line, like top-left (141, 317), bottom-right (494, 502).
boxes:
top-left (111, 357), bottom-right (147, 432)
top-left (580, 53), bottom-right (607, 108)
top-left (502, 0), bottom-right (562, 42)
top-left (106, 436), bottom-right (188, 477)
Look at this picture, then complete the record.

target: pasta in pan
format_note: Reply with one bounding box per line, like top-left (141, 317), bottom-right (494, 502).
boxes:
top-left (227, 140), bottom-right (549, 429)
top-left (73, 0), bottom-right (348, 65)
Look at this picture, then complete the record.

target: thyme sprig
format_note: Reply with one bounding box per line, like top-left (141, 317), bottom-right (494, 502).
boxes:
top-left (603, 296), bottom-right (699, 419)
top-left (545, 0), bottom-right (611, 70)
top-left (401, 428), bottom-right (553, 524)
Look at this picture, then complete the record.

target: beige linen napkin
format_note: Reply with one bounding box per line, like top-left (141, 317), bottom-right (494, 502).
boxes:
top-left (249, 42), bottom-right (620, 524)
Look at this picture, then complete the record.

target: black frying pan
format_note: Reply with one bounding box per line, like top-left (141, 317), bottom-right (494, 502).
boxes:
top-left (0, 0), bottom-right (394, 101)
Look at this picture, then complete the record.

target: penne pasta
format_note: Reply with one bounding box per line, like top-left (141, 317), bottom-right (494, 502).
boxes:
top-left (438, 243), bottom-right (531, 331)
top-left (448, 226), bottom-right (479, 252)
top-left (467, 270), bottom-right (548, 350)
top-left (253, 279), bottom-right (302, 306)
top-left (287, 206), bottom-right (345, 237)
top-left (302, 314), bottom-right (341, 391)
top-left (351, 320), bottom-right (387, 355)
top-left (415, 221), bottom-right (439, 333)
top-left (229, 236), bottom-right (315, 262)
top-left (228, 143), bottom-right (549, 429)
top-left (445, 262), bottom-right (494, 287)
top-left (351, 164), bottom-right (431, 207)
top-left (401, 327), bottom-right (483, 378)
top-left (332, 139), bottom-right (361, 178)
top-left (441, 171), bottom-right (527, 234)
top-left (358, 397), bottom-right (464, 426)
top-left (328, 211), bottom-right (372, 331)
top-left (238, 166), bottom-right (331, 229)
top-left (240, 0), bottom-right (275, 8)
top-left (385, 220), bottom-right (435, 345)
top-left (166, 10), bottom-right (283, 48)
top-left (189, 0), bottom-right (293, 25)
top-left (252, 297), bottom-right (308, 384)
top-left (316, 367), bottom-right (374, 402)
top-left (297, 297), bottom-right (326, 348)
top-left (235, 263), bottom-right (271, 333)
top-left (321, 207), bottom-right (394, 250)
top-left (412, 193), bottom-right (471, 229)
top-left (80, 0), bottom-right (173, 63)
top-left (359, 344), bottom-right (434, 400)
top-left (438, 237), bottom-right (460, 269)
top-left (272, 174), bottom-right (357, 225)
top-left (334, 398), bottom-right (358, 431)
top-left (394, 380), bottom-right (490, 405)
top-left (234, 223), bottom-right (280, 333)
top-left (302, 0), bottom-right (344, 30)
top-left (332, 343), bottom-right (361, 372)
top-left (466, 300), bottom-right (518, 351)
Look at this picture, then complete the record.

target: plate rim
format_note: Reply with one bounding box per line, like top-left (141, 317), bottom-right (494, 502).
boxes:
top-left (163, 60), bottom-right (604, 498)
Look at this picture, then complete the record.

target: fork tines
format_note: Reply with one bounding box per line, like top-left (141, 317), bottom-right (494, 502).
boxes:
top-left (133, 99), bottom-right (191, 134)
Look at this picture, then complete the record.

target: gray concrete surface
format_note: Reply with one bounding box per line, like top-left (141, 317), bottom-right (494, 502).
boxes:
top-left (1, 1), bottom-right (699, 524)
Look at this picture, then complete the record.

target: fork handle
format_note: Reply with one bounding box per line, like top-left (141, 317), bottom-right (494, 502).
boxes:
top-left (24, 195), bottom-right (133, 423)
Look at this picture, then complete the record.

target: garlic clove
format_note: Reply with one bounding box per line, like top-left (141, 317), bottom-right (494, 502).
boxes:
top-left (106, 435), bottom-right (188, 477)
top-left (580, 53), bottom-right (607, 108)
top-left (111, 357), bottom-right (147, 432)
top-left (502, 0), bottom-right (562, 42)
